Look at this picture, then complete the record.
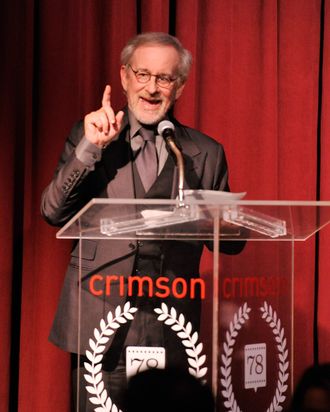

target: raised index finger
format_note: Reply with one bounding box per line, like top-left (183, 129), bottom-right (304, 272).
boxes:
top-left (102, 85), bottom-right (112, 108)
top-left (102, 84), bottom-right (115, 124)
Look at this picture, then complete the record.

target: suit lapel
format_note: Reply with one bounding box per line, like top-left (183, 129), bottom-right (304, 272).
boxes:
top-left (175, 124), bottom-right (201, 161)
top-left (173, 123), bottom-right (205, 193)
top-left (101, 116), bottom-right (135, 199)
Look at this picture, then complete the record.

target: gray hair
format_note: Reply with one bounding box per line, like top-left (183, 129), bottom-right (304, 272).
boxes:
top-left (120, 32), bottom-right (192, 85)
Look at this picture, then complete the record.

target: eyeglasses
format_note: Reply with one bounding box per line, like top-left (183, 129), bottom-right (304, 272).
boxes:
top-left (127, 64), bottom-right (178, 88)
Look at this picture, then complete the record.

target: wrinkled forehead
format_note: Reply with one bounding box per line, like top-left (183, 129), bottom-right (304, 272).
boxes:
top-left (130, 44), bottom-right (181, 74)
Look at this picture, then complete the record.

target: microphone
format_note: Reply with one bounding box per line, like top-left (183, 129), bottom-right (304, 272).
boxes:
top-left (157, 120), bottom-right (185, 203)
top-left (157, 120), bottom-right (176, 142)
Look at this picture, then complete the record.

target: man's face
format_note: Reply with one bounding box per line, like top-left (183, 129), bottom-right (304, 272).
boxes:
top-left (120, 44), bottom-right (185, 125)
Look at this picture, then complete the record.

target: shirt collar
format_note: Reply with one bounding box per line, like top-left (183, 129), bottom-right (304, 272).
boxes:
top-left (128, 110), bottom-right (141, 138)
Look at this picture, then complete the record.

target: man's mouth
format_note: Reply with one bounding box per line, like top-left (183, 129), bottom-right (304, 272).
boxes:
top-left (139, 96), bottom-right (162, 109)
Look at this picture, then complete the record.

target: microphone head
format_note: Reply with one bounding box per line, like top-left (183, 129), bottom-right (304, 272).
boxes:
top-left (157, 120), bottom-right (175, 136)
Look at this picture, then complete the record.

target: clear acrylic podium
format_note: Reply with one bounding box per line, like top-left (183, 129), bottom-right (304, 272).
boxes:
top-left (56, 195), bottom-right (330, 412)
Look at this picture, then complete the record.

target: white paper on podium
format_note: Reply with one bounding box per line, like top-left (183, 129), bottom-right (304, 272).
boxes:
top-left (182, 189), bottom-right (246, 202)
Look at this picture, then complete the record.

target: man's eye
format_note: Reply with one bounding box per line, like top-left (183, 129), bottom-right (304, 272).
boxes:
top-left (137, 72), bottom-right (150, 79)
top-left (158, 75), bottom-right (170, 82)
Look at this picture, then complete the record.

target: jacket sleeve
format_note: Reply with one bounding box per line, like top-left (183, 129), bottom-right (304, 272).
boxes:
top-left (40, 122), bottom-right (96, 226)
top-left (212, 143), bottom-right (229, 191)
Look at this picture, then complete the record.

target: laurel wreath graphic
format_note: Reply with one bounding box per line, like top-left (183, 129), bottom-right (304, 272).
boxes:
top-left (84, 302), bottom-right (138, 412)
top-left (220, 301), bottom-right (289, 412)
top-left (260, 301), bottom-right (289, 412)
top-left (221, 302), bottom-right (251, 412)
top-left (154, 302), bottom-right (208, 379)
top-left (84, 302), bottom-right (207, 411)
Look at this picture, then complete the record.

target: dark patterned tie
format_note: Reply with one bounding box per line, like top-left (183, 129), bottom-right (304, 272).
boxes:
top-left (135, 127), bottom-right (158, 192)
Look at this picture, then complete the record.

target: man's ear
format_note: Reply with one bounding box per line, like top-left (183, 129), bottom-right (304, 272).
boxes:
top-left (175, 83), bottom-right (185, 100)
top-left (120, 65), bottom-right (128, 92)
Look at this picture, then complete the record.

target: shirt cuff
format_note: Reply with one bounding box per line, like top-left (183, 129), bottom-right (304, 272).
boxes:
top-left (75, 136), bottom-right (102, 169)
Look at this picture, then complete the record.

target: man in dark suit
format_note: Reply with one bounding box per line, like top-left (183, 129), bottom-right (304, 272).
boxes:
top-left (41, 32), bottom-right (238, 411)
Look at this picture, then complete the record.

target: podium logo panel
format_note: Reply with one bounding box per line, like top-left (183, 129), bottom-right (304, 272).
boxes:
top-left (83, 303), bottom-right (208, 411)
top-left (220, 302), bottom-right (289, 412)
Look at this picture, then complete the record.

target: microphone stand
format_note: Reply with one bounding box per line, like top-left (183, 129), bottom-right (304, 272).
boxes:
top-left (164, 135), bottom-right (185, 205)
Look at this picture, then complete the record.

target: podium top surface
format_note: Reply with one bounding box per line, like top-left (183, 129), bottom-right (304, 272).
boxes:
top-left (56, 197), bottom-right (330, 241)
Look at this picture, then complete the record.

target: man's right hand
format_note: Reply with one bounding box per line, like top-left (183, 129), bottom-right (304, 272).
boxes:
top-left (84, 85), bottom-right (124, 148)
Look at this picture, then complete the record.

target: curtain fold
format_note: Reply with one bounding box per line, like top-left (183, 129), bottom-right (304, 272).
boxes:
top-left (319, 0), bottom-right (330, 363)
top-left (1, 0), bottom-right (329, 410)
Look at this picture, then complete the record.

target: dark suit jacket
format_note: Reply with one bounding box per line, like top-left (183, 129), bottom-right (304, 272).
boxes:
top-left (41, 114), bottom-right (230, 353)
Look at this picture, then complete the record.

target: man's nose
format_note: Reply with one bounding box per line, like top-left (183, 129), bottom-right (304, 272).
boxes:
top-left (144, 76), bottom-right (159, 94)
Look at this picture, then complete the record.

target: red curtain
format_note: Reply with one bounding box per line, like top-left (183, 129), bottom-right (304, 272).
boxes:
top-left (1, 0), bottom-right (330, 410)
